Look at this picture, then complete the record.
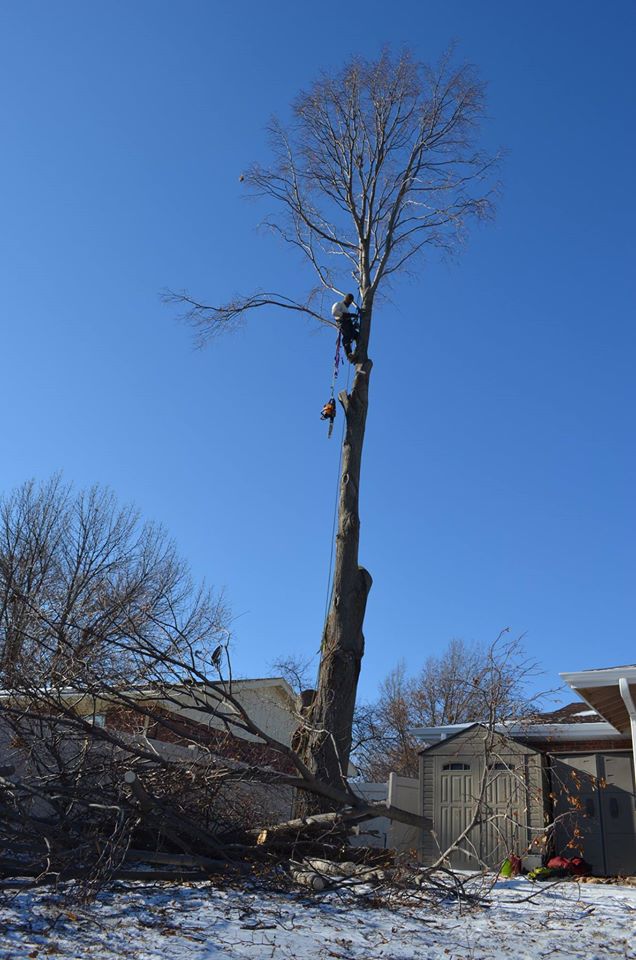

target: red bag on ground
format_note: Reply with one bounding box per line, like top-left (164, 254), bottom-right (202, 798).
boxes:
top-left (547, 856), bottom-right (591, 875)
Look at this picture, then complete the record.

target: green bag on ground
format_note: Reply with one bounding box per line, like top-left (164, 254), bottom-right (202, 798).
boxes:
top-left (528, 866), bottom-right (554, 882)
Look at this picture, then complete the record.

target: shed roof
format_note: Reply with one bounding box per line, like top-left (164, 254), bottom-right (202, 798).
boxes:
top-left (413, 717), bottom-right (621, 751)
top-left (416, 722), bottom-right (542, 755)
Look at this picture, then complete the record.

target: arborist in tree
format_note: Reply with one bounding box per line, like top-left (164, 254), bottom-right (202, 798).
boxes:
top-left (331, 293), bottom-right (359, 361)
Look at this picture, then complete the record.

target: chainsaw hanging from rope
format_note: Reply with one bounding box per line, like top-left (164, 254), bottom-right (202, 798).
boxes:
top-left (319, 330), bottom-right (343, 438)
top-left (320, 396), bottom-right (337, 437)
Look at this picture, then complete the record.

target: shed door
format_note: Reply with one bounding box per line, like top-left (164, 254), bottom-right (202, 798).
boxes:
top-left (481, 763), bottom-right (525, 867)
top-left (553, 753), bottom-right (636, 876)
top-left (552, 754), bottom-right (606, 874)
top-left (438, 762), bottom-right (476, 869)
top-left (598, 754), bottom-right (636, 876)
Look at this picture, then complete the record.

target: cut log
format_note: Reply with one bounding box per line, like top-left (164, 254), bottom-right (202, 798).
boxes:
top-left (301, 858), bottom-right (389, 883)
top-left (289, 864), bottom-right (328, 891)
top-left (251, 809), bottom-right (373, 844)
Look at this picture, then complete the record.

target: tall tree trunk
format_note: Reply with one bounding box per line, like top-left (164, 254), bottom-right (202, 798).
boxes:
top-left (297, 298), bottom-right (374, 812)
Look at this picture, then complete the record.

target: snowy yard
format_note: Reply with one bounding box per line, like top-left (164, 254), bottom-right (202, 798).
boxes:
top-left (1, 877), bottom-right (635, 959)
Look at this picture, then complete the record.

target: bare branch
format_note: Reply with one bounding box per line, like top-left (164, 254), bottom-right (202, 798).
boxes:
top-left (167, 48), bottom-right (498, 344)
top-left (162, 289), bottom-right (335, 347)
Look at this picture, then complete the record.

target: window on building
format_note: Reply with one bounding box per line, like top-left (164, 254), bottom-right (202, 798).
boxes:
top-left (442, 762), bottom-right (470, 771)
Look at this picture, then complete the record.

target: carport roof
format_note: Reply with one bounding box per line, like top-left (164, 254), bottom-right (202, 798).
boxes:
top-left (560, 665), bottom-right (636, 734)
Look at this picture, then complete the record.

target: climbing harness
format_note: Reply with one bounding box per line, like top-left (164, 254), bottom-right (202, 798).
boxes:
top-left (319, 331), bottom-right (343, 439)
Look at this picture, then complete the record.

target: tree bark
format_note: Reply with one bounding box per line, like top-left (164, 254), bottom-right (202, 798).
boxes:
top-left (298, 298), bottom-right (374, 811)
top-left (249, 809), bottom-right (374, 844)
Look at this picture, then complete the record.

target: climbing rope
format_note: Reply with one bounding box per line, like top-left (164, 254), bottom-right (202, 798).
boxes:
top-left (320, 331), bottom-right (343, 439)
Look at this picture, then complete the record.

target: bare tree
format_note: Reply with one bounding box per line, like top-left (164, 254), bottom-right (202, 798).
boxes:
top-left (269, 653), bottom-right (315, 696)
top-left (411, 636), bottom-right (534, 727)
top-left (0, 475), bottom-right (438, 889)
top-left (0, 476), bottom-right (227, 688)
top-left (166, 49), bottom-right (498, 808)
top-left (353, 660), bottom-right (416, 779)
top-left (354, 634), bottom-right (536, 781)
top-left (0, 502), bottom-right (573, 895)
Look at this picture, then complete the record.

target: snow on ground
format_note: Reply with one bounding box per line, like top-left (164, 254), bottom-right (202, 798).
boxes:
top-left (0, 876), bottom-right (635, 960)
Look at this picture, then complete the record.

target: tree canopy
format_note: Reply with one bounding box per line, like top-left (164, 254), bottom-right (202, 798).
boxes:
top-left (167, 48), bottom-right (498, 341)
top-left (354, 635), bottom-right (536, 780)
top-left (0, 476), bottom-right (227, 689)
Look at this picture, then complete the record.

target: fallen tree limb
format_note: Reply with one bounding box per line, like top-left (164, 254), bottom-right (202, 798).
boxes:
top-left (301, 857), bottom-right (388, 882)
top-left (123, 849), bottom-right (238, 870)
top-left (123, 770), bottom-right (230, 860)
top-left (249, 809), bottom-right (374, 844)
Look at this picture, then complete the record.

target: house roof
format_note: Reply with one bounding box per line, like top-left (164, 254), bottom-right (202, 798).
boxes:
top-left (524, 702), bottom-right (602, 724)
top-left (564, 664), bottom-right (636, 677)
top-left (561, 665), bottom-right (636, 734)
top-left (0, 675), bottom-right (296, 703)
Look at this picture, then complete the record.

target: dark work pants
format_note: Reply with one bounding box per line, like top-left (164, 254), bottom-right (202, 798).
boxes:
top-left (338, 314), bottom-right (359, 355)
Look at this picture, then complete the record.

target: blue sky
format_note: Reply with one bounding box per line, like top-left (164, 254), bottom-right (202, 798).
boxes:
top-left (1, 1), bottom-right (634, 704)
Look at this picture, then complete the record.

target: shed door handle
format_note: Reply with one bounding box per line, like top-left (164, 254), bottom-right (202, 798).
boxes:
top-left (609, 797), bottom-right (619, 819)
